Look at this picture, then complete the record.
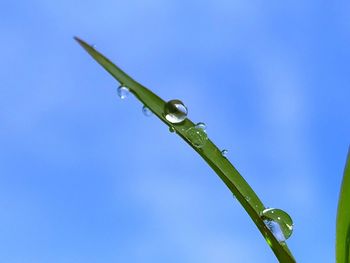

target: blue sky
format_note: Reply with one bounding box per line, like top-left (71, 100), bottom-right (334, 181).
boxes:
top-left (0, 0), bottom-right (349, 262)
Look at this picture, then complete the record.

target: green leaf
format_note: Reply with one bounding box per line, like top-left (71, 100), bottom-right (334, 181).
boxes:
top-left (336, 148), bottom-right (350, 263)
top-left (74, 36), bottom-right (296, 263)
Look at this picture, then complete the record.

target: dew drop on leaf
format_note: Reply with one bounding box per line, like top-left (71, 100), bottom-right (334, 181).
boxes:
top-left (195, 122), bottom-right (206, 131)
top-left (164, 99), bottom-right (188, 124)
top-left (117, 85), bottom-right (130, 99)
top-left (221, 149), bottom-right (228, 157)
top-left (142, 105), bottom-right (152, 116)
top-left (261, 208), bottom-right (293, 242)
top-left (186, 124), bottom-right (208, 148)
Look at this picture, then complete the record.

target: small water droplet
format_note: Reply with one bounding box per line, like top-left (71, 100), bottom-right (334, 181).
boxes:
top-left (164, 99), bottom-right (188, 124)
top-left (221, 149), bottom-right (228, 157)
top-left (261, 208), bottom-right (293, 242)
top-left (169, 126), bottom-right (175, 133)
top-left (186, 125), bottom-right (208, 148)
top-left (142, 106), bottom-right (152, 116)
top-left (195, 122), bottom-right (206, 131)
top-left (92, 44), bottom-right (97, 49)
top-left (117, 85), bottom-right (129, 99)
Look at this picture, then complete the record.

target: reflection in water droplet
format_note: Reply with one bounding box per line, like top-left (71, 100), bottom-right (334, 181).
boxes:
top-left (261, 208), bottom-right (293, 242)
top-left (142, 106), bottom-right (152, 116)
top-left (221, 149), bottom-right (228, 157)
top-left (186, 125), bottom-right (208, 148)
top-left (117, 86), bottom-right (130, 99)
top-left (164, 99), bottom-right (188, 123)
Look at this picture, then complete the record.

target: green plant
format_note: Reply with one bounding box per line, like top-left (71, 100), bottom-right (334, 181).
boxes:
top-left (336, 149), bottom-right (350, 263)
top-left (75, 36), bottom-right (350, 262)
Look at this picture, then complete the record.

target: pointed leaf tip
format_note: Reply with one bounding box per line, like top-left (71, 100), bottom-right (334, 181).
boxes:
top-left (74, 36), bottom-right (86, 46)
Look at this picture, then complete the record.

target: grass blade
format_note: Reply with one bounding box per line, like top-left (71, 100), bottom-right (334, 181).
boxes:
top-left (336, 148), bottom-right (350, 263)
top-left (74, 36), bottom-right (296, 262)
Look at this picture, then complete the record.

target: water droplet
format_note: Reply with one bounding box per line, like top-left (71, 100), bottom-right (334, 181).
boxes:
top-left (186, 125), bottom-right (208, 148)
top-left (221, 149), bottom-right (228, 157)
top-left (261, 208), bottom-right (293, 242)
top-left (164, 99), bottom-right (188, 124)
top-left (142, 106), bottom-right (152, 116)
top-left (117, 85), bottom-right (129, 99)
top-left (169, 126), bottom-right (175, 133)
top-left (195, 122), bottom-right (206, 131)
top-left (92, 44), bottom-right (97, 49)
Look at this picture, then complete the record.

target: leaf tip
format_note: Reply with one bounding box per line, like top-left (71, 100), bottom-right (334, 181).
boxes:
top-left (73, 36), bottom-right (84, 45)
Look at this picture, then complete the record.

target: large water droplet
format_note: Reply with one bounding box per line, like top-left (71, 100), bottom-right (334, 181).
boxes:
top-left (164, 99), bottom-right (188, 124)
top-left (261, 208), bottom-right (293, 242)
top-left (142, 106), bottom-right (152, 116)
top-left (186, 124), bottom-right (208, 148)
top-left (117, 85), bottom-right (129, 99)
top-left (221, 149), bottom-right (228, 157)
